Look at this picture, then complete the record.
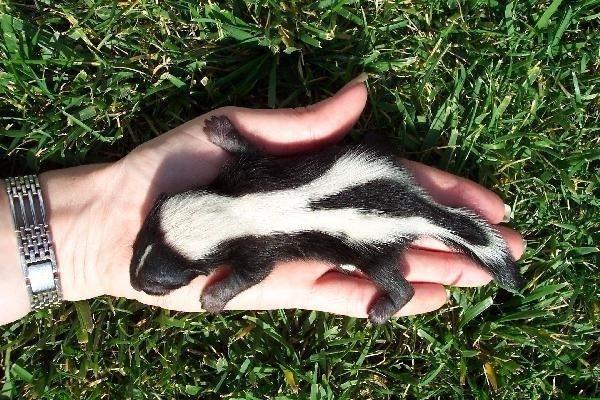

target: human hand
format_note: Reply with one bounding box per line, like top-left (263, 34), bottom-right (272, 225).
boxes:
top-left (45, 76), bottom-right (525, 319)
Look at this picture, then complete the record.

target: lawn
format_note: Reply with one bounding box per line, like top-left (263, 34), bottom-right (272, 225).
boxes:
top-left (1, 0), bottom-right (599, 398)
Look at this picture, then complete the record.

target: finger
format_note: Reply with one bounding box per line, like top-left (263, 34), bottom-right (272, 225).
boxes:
top-left (304, 273), bottom-right (447, 318)
top-left (402, 248), bottom-right (493, 286)
top-left (411, 226), bottom-right (526, 260)
top-left (211, 77), bottom-right (368, 154)
top-left (165, 74), bottom-right (368, 156)
top-left (401, 159), bottom-right (508, 224)
top-left (225, 260), bottom-right (448, 317)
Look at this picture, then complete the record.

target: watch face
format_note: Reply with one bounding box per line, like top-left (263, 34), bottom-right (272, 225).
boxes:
top-left (28, 261), bottom-right (55, 293)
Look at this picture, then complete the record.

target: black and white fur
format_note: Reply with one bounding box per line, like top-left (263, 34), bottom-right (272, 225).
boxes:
top-left (130, 116), bottom-right (523, 324)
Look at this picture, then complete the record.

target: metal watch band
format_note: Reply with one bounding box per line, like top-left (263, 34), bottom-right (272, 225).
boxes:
top-left (4, 175), bottom-right (62, 311)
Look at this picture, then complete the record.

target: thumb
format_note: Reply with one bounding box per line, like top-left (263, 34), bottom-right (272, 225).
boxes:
top-left (209, 73), bottom-right (369, 154)
top-left (164, 74), bottom-right (368, 155)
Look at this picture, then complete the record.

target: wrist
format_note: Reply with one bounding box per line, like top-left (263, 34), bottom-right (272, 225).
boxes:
top-left (38, 164), bottom-right (113, 302)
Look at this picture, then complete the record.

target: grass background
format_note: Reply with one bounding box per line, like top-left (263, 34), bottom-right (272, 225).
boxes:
top-left (1, 0), bottom-right (599, 398)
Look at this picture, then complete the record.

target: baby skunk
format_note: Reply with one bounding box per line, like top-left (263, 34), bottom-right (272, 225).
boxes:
top-left (130, 115), bottom-right (523, 324)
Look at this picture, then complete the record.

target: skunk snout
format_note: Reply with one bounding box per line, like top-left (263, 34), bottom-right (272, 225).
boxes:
top-left (130, 273), bottom-right (174, 296)
top-left (130, 241), bottom-right (199, 295)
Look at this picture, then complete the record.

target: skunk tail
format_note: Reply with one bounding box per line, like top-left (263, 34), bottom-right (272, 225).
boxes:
top-left (431, 205), bottom-right (524, 291)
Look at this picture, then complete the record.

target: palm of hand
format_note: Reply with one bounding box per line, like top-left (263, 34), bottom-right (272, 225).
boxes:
top-left (93, 82), bottom-right (524, 319)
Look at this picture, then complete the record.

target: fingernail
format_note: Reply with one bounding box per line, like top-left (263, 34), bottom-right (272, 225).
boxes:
top-left (339, 263), bottom-right (357, 273)
top-left (522, 238), bottom-right (527, 252)
top-left (350, 72), bottom-right (369, 85)
top-left (341, 72), bottom-right (368, 90)
top-left (502, 203), bottom-right (511, 223)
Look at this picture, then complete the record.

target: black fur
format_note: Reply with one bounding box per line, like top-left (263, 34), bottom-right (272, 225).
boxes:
top-left (310, 179), bottom-right (489, 246)
top-left (210, 150), bottom-right (344, 195)
top-left (130, 115), bottom-right (523, 324)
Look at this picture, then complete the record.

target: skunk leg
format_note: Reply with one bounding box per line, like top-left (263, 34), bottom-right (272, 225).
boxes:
top-left (362, 249), bottom-right (415, 325)
top-left (200, 259), bottom-right (273, 314)
top-left (203, 115), bottom-right (258, 154)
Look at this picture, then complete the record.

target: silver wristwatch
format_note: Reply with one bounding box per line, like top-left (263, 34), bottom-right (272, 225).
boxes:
top-left (4, 175), bottom-right (62, 311)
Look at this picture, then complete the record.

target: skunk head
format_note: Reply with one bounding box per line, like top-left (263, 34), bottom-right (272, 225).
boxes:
top-left (130, 195), bottom-right (200, 294)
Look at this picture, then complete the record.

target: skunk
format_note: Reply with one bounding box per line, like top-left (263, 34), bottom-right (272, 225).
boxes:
top-left (130, 115), bottom-right (522, 324)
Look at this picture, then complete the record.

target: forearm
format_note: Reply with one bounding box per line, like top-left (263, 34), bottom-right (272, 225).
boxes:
top-left (0, 165), bottom-right (112, 326)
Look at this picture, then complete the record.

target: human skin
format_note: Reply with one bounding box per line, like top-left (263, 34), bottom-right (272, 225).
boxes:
top-left (0, 77), bottom-right (525, 326)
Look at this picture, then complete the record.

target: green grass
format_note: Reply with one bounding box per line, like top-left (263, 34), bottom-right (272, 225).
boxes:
top-left (1, 0), bottom-right (599, 398)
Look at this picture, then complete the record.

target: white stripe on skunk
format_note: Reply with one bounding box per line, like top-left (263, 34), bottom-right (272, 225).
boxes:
top-left (159, 148), bottom-right (495, 264)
